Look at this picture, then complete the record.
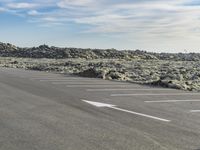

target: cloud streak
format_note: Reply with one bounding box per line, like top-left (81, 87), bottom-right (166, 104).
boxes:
top-left (1, 0), bottom-right (200, 51)
top-left (7, 2), bottom-right (38, 9)
top-left (57, 0), bottom-right (96, 7)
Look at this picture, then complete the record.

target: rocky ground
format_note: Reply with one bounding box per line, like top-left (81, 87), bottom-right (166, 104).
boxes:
top-left (1, 57), bottom-right (200, 91)
top-left (1, 42), bottom-right (200, 91)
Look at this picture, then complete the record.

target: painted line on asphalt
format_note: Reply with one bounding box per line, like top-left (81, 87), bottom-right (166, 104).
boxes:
top-left (39, 79), bottom-right (84, 81)
top-left (82, 99), bottom-right (170, 122)
top-left (66, 85), bottom-right (138, 88)
top-left (29, 75), bottom-right (54, 77)
top-left (86, 88), bottom-right (172, 92)
top-left (39, 79), bottom-right (104, 82)
top-left (30, 77), bottom-right (72, 80)
top-left (8, 73), bottom-right (53, 76)
top-left (111, 93), bottom-right (200, 97)
top-left (31, 77), bottom-right (61, 79)
top-left (145, 100), bottom-right (200, 103)
top-left (190, 110), bottom-right (200, 113)
top-left (111, 106), bottom-right (171, 122)
top-left (19, 76), bottom-right (27, 78)
top-left (52, 82), bottom-right (128, 85)
top-left (31, 77), bottom-right (91, 80)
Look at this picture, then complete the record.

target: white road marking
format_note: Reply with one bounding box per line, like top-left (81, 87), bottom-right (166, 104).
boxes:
top-left (87, 88), bottom-right (172, 92)
top-left (145, 100), bottom-right (200, 103)
top-left (31, 76), bottom-right (60, 78)
top-left (32, 77), bottom-right (92, 80)
top-left (31, 77), bottom-right (64, 80)
top-left (52, 82), bottom-right (127, 85)
top-left (82, 100), bottom-right (170, 122)
top-left (82, 100), bottom-right (116, 107)
top-left (190, 110), bottom-right (200, 113)
top-left (66, 85), bottom-right (137, 87)
top-left (39, 79), bottom-right (104, 82)
top-left (39, 79), bottom-right (75, 81)
top-left (19, 76), bottom-right (26, 78)
top-left (111, 93), bottom-right (200, 97)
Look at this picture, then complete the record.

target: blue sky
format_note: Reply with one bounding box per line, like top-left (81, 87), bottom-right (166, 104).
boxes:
top-left (0, 0), bottom-right (200, 52)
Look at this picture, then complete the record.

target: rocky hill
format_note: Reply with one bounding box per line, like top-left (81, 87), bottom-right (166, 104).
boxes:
top-left (0, 42), bottom-right (157, 60)
top-left (2, 42), bottom-right (199, 61)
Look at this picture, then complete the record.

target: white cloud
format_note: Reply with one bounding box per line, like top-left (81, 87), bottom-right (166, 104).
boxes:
top-left (27, 10), bottom-right (40, 16)
top-left (26, 0), bottom-right (199, 41)
top-left (57, 0), bottom-right (95, 7)
top-left (71, 0), bottom-right (200, 39)
top-left (4, 0), bottom-right (200, 37)
top-left (39, 22), bottom-right (64, 27)
top-left (0, 7), bottom-right (6, 12)
top-left (7, 2), bottom-right (38, 9)
top-left (2, 0), bottom-right (200, 49)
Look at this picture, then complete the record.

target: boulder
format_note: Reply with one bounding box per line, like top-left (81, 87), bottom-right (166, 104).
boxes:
top-left (78, 68), bottom-right (101, 78)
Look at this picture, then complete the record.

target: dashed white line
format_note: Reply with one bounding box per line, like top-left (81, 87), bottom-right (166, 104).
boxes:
top-left (145, 100), bottom-right (200, 103)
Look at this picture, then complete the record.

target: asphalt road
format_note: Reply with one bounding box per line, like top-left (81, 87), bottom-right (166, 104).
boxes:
top-left (0, 67), bottom-right (200, 150)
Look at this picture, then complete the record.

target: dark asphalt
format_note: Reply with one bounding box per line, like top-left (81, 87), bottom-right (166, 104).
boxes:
top-left (0, 67), bottom-right (200, 150)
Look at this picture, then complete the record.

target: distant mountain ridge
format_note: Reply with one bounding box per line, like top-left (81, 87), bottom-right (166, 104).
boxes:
top-left (0, 42), bottom-right (199, 61)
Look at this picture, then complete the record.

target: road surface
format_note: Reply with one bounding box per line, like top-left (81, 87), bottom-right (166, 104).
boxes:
top-left (0, 67), bottom-right (200, 150)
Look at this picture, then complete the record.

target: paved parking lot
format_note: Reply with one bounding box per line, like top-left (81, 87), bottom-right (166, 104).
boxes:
top-left (1, 67), bottom-right (200, 150)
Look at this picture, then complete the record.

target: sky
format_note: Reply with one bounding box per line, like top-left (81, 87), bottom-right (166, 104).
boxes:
top-left (0, 0), bottom-right (200, 52)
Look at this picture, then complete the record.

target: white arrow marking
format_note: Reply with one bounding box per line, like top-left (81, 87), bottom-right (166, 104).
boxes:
top-left (82, 100), bottom-right (170, 122)
top-left (82, 100), bottom-right (116, 107)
